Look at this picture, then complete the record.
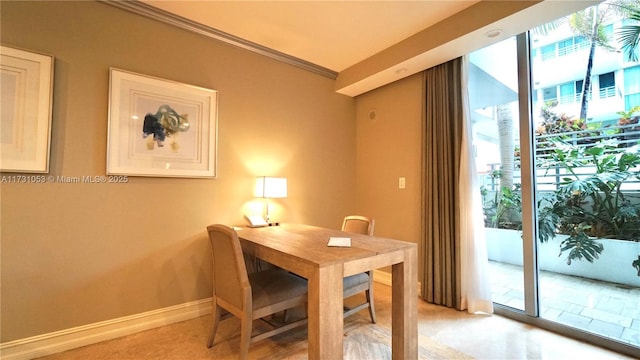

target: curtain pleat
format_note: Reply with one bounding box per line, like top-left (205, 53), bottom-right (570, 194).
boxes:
top-left (421, 58), bottom-right (462, 309)
top-left (421, 56), bottom-right (494, 313)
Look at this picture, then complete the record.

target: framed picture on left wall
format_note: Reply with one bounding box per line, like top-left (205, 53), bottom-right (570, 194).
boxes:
top-left (0, 45), bottom-right (54, 173)
top-left (107, 68), bottom-right (218, 178)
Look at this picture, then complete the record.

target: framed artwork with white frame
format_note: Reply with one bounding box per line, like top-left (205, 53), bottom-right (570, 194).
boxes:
top-left (107, 68), bottom-right (218, 178)
top-left (0, 45), bottom-right (54, 173)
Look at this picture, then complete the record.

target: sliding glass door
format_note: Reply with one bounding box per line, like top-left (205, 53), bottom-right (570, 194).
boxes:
top-left (469, 36), bottom-right (525, 311)
top-left (469, 0), bottom-right (640, 354)
top-left (530, 3), bottom-right (640, 347)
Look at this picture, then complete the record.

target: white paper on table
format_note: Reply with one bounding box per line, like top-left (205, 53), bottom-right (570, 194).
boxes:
top-left (327, 237), bottom-right (351, 247)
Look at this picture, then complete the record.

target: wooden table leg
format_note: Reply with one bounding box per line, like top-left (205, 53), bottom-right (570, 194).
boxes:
top-left (392, 246), bottom-right (418, 359)
top-left (308, 264), bottom-right (344, 360)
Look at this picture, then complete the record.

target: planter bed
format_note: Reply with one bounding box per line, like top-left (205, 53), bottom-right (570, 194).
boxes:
top-left (486, 228), bottom-right (640, 288)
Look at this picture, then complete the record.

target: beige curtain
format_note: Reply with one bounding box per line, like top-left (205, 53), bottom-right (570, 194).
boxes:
top-left (421, 57), bottom-right (463, 309)
top-left (421, 56), bottom-right (494, 312)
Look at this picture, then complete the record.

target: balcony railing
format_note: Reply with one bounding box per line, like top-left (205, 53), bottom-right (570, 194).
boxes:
top-left (480, 122), bottom-right (640, 191)
top-left (599, 86), bottom-right (616, 98)
top-left (540, 40), bottom-right (590, 61)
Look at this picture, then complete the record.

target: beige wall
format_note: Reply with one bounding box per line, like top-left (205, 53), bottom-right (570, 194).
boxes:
top-left (0, 1), bottom-right (357, 342)
top-left (354, 73), bottom-right (424, 266)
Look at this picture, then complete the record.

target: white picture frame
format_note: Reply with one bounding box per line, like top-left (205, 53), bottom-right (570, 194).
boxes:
top-left (0, 45), bottom-right (54, 173)
top-left (107, 68), bottom-right (218, 178)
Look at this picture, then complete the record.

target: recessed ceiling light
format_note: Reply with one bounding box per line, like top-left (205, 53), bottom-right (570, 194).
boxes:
top-left (485, 29), bottom-right (503, 39)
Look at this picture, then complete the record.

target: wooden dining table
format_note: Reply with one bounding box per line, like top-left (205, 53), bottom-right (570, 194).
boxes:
top-left (237, 223), bottom-right (417, 360)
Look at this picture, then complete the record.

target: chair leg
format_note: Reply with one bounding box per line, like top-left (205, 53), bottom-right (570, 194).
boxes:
top-left (367, 271), bottom-right (376, 323)
top-left (239, 314), bottom-right (253, 360)
top-left (366, 288), bottom-right (377, 323)
top-left (282, 309), bottom-right (290, 322)
top-left (207, 303), bottom-right (221, 348)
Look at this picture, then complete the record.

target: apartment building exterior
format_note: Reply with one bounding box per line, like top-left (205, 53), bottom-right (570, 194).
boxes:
top-left (531, 16), bottom-right (639, 125)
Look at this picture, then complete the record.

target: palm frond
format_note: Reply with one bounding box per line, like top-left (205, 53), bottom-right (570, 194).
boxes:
top-left (617, 9), bottom-right (640, 61)
top-left (531, 18), bottom-right (567, 36)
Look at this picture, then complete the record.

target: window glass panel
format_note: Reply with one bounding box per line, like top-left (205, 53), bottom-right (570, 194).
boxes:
top-left (558, 38), bottom-right (573, 56)
top-left (599, 72), bottom-right (615, 98)
top-left (541, 44), bottom-right (556, 60)
top-left (625, 66), bottom-right (640, 111)
top-left (543, 87), bottom-right (556, 101)
top-left (625, 93), bottom-right (640, 111)
top-left (531, 1), bottom-right (640, 351)
top-left (559, 83), bottom-right (574, 103)
top-left (599, 72), bottom-right (614, 87)
top-left (624, 66), bottom-right (640, 94)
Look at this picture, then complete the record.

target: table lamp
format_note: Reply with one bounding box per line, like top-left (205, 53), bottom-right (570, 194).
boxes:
top-left (255, 176), bottom-right (287, 224)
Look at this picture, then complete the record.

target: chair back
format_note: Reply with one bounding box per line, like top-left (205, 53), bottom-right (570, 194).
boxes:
top-left (342, 215), bottom-right (375, 236)
top-left (207, 224), bottom-right (249, 311)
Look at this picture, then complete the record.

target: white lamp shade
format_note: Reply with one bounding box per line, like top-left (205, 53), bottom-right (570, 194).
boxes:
top-left (255, 177), bottom-right (287, 198)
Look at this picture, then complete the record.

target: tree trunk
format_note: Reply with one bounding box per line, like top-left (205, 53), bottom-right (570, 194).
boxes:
top-left (579, 7), bottom-right (599, 121)
top-left (497, 103), bottom-right (515, 226)
top-left (579, 39), bottom-right (596, 121)
top-left (497, 104), bottom-right (514, 191)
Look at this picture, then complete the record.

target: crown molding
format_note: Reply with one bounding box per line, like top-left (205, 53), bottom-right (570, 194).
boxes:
top-left (100, 0), bottom-right (338, 79)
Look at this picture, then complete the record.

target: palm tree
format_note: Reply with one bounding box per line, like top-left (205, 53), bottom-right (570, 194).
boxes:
top-left (534, 0), bottom-right (636, 121)
top-left (568, 4), bottom-right (617, 121)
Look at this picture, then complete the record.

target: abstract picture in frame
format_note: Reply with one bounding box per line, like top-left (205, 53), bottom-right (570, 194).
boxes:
top-left (107, 68), bottom-right (218, 178)
top-left (0, 45), bottom-right (54, 173)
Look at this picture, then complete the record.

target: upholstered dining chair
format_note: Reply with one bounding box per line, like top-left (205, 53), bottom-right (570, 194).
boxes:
top-left (341, 215), bottom-right (376, 323)
top-left (206, 224), bottom-right (308, 359)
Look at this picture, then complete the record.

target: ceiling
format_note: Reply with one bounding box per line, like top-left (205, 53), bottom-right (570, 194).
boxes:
top-left (123, 1), bottom-right (595, 96)
top-left (139, 0), bottom-right (479, 73)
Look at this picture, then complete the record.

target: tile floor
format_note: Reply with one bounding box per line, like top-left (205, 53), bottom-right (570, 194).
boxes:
top-left (489, 260), bottom-right (640, 348)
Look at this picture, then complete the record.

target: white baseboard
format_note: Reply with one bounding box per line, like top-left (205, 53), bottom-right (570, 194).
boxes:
top-left (373, 269), bottom-right (392, 286)
top-left (0, 298), bottom-right (212, 360)
top-left (373, 269), bottom-right (422, 293)
top-left (1, 273), bottom-right (418, 360)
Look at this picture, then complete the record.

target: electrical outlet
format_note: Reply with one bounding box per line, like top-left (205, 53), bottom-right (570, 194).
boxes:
top-left (399, 177), bottom-right (406, 189)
